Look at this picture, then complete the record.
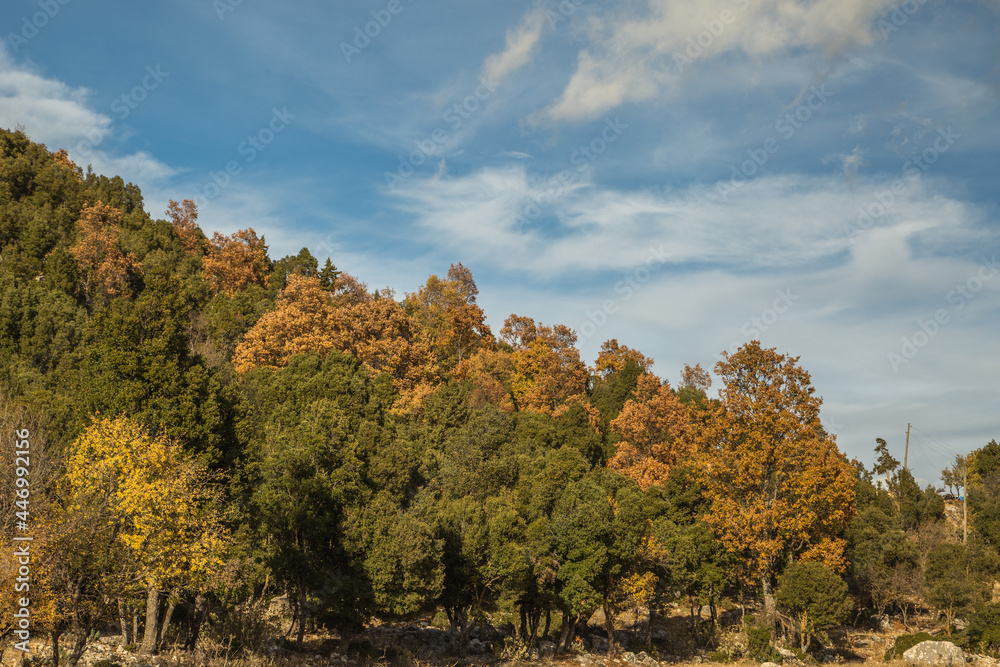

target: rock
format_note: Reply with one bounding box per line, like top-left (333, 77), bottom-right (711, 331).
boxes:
top-left (539, 641), bottom-right (557, 657)
top-left (467, 638), bottom-right (487, 655)
top-left (622, 652), bottom-right (637, 663)
top-left (762, 662), bottom-right (782, 667)
top-left (589, 609), bottom-right (607, 627)
top-left (636, 652), bottom-right (658, 667)
top-left (904, 641), bottom-right (966, 667)
top-left (591, 636), bottom-right (609, 653)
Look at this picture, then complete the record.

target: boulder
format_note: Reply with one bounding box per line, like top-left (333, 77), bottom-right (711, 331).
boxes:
top-left (636, 651), bottom-right (659, 667)
top-left (903, 641), bottom-right (966, 667)
top-left (761, 662), bottom-right (782, 667)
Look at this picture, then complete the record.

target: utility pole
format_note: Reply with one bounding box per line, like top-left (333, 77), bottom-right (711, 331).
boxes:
top-left (903, 423), bottom-right (911, 472)
top-left (963, 466), bottom-right (968, 545)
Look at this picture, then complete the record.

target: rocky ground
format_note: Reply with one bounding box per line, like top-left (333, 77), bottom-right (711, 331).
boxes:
top-left (3, 606), bottom-right (998, 667)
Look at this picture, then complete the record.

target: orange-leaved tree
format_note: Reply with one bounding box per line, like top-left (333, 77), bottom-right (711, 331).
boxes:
top-left (594, 339), bottom-right (653, 379)
top-left (500, 315), bottom-right (588, 414)
top-left (608, 374), bottom-right (693, 490)
top-left (696, 341), bottom-right (856, 621)
top-left (404, 263), bottom-right (494, 371)
top-left (233, 274), bottom-right (438, 408)
top-left (202, 227), bottom-right (269, 294)
top-left (68, 202), bottom-right (142, 308)
top-left (165, 199), bottom-right (201, 253)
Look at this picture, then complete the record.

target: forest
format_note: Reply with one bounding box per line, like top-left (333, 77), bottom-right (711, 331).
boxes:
top-left (0, 126), bottom-right (998, 666)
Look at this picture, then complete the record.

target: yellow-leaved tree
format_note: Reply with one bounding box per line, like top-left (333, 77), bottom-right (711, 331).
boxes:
top-left (64, 417), bottom-right (228, 654)
top-left (696, 341), bottom-right (856, 622)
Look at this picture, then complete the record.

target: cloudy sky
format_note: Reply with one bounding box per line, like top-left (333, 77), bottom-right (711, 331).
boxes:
top-left (2, 0), bottom-right (998, 485)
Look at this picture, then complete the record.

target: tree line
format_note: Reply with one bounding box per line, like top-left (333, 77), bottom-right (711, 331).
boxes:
top-left (0, 127), bottom-right (998, 664)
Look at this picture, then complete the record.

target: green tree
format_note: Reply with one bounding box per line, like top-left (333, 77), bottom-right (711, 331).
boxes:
top-left (971, 440), bottom-right (1000, 551)
top-left (776, 562), bottom-right (853, 651)
top-left (924, 542), bottom-right (992, 633)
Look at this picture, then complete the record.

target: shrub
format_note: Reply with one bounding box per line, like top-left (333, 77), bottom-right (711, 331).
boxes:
top-left (746, 623), bottom-right (782, 663)
top-left (883, 632), bottom-right (936, 660)
top-left (776, 561), bottom-right (853, 652)
top-left (968, 603), bottom-right (1000, 656)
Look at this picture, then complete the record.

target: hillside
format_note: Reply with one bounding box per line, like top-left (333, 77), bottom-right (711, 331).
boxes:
top-left (0, 127), bottom-right (998, 667)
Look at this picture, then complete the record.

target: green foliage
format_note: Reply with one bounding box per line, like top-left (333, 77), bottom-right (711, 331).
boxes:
top-left (971, 440), bottom-right (1000, 552)
top-left (883, 632), bottom-right (936, 660)
top-left (924, 543), bottom-right (993, 631)
top-left (776, 562), bottom-right (852, 651)
top-left (968, 603), bottom-right (1000, 656)
top-left (746, 623), bottom-right (781, 663)
top-left (893, 468), bottom-right (945, 531)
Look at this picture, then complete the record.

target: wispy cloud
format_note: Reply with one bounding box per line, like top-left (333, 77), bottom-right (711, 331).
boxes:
top-left (0, 43), bottom-right (176, 190)
top-left (534, 0), bottom-right (898, 123)
top-left (484, 8), bottom-right (547, 84)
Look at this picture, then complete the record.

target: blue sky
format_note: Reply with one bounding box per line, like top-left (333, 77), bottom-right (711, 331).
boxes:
top-left (2, 0), bottom-right (998, 486)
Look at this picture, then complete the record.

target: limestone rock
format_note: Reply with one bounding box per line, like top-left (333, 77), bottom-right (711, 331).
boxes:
top-left (903, 641), bottom-right (966, 667)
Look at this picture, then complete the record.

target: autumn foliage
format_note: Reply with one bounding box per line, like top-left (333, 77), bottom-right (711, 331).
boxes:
top-left (202, 227), bottom-right (269, 294)
top-left (608, 374), bottom-right (693, 490)
top-left (69, 202), bottom-right (142, 306)
top-left (695, 342), bottom-right (856, 615)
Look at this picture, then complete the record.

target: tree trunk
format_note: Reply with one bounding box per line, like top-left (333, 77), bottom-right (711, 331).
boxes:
top-left (542, 609), bottom-right (551, 639)
top-left (64, 629), bottom-right (89, 667)
top-left (118, 599), bottom-right (130, 645)
top-left (295, 584), bottom-right (307, 648)
top-left (646, 605), bottom-right (655, 646)
top-left (185, 595), bottom-right (208, 651)
top-left (139, 585), bottom-right (162, 655)
top-left (604, 601), bottom-right (615, 655)
top-left (557, 612), bottom-right (574, 653)
top-left (761, 575), bottom-right (777, 628)
top-left (51, 629), bottom-right (62, 667)
top-left (159, 600), bottom-right (177, 650)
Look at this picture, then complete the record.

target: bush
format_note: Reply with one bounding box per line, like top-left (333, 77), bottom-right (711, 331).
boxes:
top-left (968, 603), bottom-right (1000, 656)
top-left (883, 632), bottom-right (935, 660)
top-left (746, 623), bottom-right (782, 663)
top-left (776, 562), bottom-right (852, 652)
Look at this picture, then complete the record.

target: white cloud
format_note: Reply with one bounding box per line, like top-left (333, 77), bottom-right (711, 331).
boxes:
top-left (536, 0), bottom-right (899, 123)
top-left (390, 165), bottom-right (992, 281)
top-left (483, 9), bottom-right (547, 84)
top-left (0, 43), bottom-right (176, 195)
